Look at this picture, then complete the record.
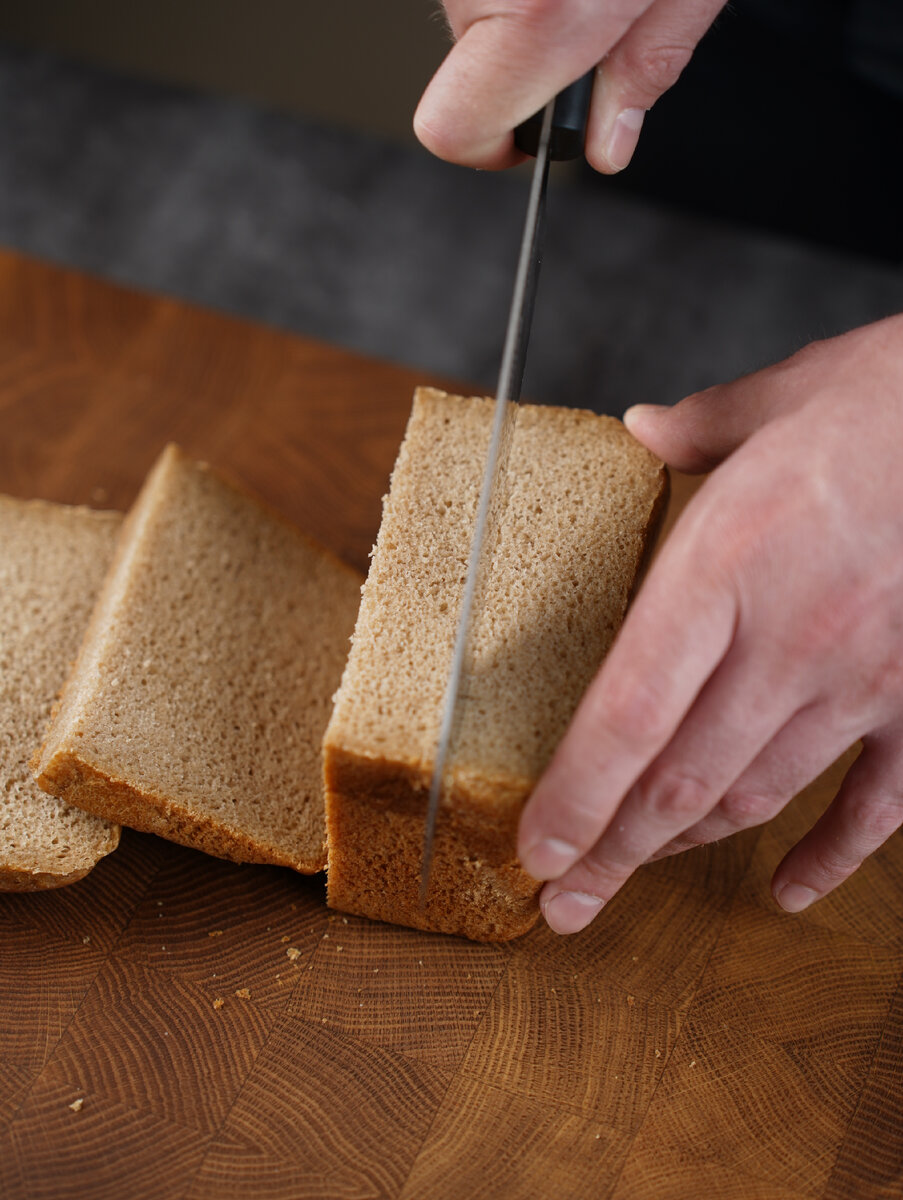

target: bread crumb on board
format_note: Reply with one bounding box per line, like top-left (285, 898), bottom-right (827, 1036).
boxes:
top-left (286, 947), bottom-right (301, 962)
top-left (234, 987), bottom-right (251, 1000)
top-left (213, 998), bottom-right (225, 1011)
top-left (68, 1097), bottom-right (84, 1113)
top-left (208, 930), bottom-right (224, 938)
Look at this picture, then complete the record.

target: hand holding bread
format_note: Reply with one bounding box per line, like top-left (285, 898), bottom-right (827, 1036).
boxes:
top-left (519, 315), bottom-right (903, 933)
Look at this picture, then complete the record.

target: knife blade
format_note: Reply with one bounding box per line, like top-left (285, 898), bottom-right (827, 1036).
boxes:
top-left (420, 73), bottom-right (594, 905)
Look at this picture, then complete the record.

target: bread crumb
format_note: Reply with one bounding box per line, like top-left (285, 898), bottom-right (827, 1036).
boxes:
top-left (280, 935), bottom-right (290, 944)
top-left (342, 917), bottom-right (348, 925)
top-left (68, 1097), bottom-right (84, 1113)
top-left (286, 947), bottom-right (301, 962)
top-left (654, 1049), bottom-right (661, 1058)
top-left (626, 994), bottom-right (635, 1007)
top-left (156, 901), bottom-right (163, 907)
top-left (208, 930), bottom-right (224, 938)
top-left (235, 988), bottom-right (251, 1000)
top-left (336, 945), bottom-right (343, 952)
top-left (82, 936), bottom-right (91, 945)
top-left (213, 998), bottom-right (224, 1011)
top-left (689, 1060), bottom-right (696, 1068)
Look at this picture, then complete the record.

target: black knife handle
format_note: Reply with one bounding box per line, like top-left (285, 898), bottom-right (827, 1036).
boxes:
top-left (514, 69), bottom-right (594, 161)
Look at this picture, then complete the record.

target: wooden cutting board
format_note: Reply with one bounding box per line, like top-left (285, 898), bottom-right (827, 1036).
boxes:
top-left (0, 249), bottom-right (900, 1200)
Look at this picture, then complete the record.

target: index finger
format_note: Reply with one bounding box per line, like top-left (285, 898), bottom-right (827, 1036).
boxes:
top-left (517, 527), bottom-right (738, 879)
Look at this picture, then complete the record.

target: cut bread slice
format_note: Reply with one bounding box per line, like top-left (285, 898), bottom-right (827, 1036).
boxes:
top-left (324, 388), bottom-right (669, 941)
top-left (35, 445), bottom-right (362, 872)
top-left (1, 497), bottom-right (121, 890)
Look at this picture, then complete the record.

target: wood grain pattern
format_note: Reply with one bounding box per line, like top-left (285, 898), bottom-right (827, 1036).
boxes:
top-left (0, 249), bottom-right (901, 1198)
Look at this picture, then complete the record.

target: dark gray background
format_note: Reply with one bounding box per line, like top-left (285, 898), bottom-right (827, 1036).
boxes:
top-left (1, 3), bottom-right (901, 415)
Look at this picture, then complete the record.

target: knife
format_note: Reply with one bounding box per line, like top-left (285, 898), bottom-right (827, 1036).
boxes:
top-left (420, 72), bottom-right (595, 904)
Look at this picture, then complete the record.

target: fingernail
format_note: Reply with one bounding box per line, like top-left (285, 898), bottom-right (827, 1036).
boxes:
top-left (542, 891), bottom-right (604, 935)
top-left (776, 883), bottom-right (819, 913)
top-left (605, 107), bottom-right (645, 171)
top-left (623, 403), bottom-right (668, 427)
top-left (522, 837), bottom-right (579, 880)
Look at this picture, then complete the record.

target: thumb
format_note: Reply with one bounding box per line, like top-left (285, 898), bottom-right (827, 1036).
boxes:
top-left (623, 370), bottom-right (806, 473)
top-left (586, 0), bottom-right (727, 173)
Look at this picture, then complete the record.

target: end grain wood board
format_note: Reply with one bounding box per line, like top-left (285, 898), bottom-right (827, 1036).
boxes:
top-left (0, 250), bottom-right (900, 1200)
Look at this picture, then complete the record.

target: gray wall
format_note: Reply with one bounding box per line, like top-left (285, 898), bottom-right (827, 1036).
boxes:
top-left (0, 1), bottom-right (449, 141)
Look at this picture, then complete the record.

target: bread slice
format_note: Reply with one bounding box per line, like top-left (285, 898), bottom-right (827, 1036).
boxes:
top-left (324, 388), bottom-right (668, 941)
top-left (1, 497), bottom-right (121, 890)
top-left (35, 445), bottom-right (362, 872)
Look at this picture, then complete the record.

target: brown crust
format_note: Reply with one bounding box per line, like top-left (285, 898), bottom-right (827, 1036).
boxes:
top-left (0, 830), bottom-right (119, 892)
top-left (325, 789), bottom-right (540, 943)
top-left (37, 748), bottom-right (326, 874)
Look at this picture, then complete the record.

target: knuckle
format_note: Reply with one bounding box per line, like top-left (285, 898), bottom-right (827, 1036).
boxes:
top-left (719, 789), bottom-right (782, 829)
top-left (508, 0), bottom-right (560, 30)
top-left (845, 791), bottom-right (903, 845)
top-left (868, 657), bottom-right (903, 707)
top-left (640, 766), bottom-right (709, 822)
top-left (592, 676), bottom-right (673, 750)
top-left (807, 841), bottom-right (855, 885)
top-left (620, 41), bottom-right (695, 99)
top-left (568, 852), bottom-right (630, 898)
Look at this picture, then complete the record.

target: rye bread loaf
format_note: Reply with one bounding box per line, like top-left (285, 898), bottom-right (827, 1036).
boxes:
top-left (323, 388), bottom-right (668, 941)
top-left (35, 445), bottom-right (362, 872)
top-left (1, 497), bottom-right (121, 890)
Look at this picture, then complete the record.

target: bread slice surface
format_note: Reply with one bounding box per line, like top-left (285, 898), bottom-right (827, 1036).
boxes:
top-left (324, 388), bottom-right (668, 940)
top-left (35, 445), bottom-right (362, 872)
top-left (1, 497), bottom-right (121, 890)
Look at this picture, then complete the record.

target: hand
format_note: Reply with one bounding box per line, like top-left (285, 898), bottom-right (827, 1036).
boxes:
top-left (414, 0), bottom-right (726, 171)
top-left (517, 314), bottom-right (903, 934)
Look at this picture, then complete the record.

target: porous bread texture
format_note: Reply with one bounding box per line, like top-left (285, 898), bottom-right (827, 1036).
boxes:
top-left (0, 497), bottom-right (121, 890)
top-left (324, 388), bottom-right (669, 941)
top-left (35, 445), bottom-right (362, 872)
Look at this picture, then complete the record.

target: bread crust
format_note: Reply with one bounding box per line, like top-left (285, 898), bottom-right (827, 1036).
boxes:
top-left (326, 789), bottom-right (540, 943)
top-left (0, 827), bottom-right (119, 892)
top-left (37, 747), bottom-right (326, 873)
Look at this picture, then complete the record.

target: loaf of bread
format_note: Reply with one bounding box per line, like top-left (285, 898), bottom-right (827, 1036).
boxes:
top-left (1, 497), bottom-right (121, 890)
top-left (35, 445), bottom-right (362, 872)
top-left (324, 388), bottom-right (668, 941)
